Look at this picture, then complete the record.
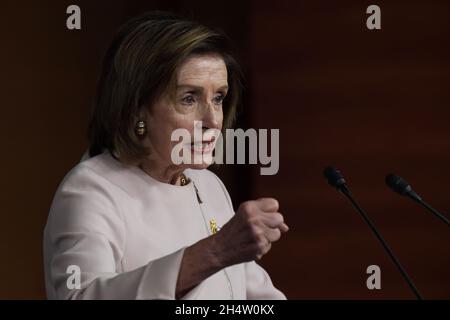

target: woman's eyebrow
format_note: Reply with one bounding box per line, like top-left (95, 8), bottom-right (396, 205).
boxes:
top-left (217, 85), bottom-right (229, 92)
top-left (176, 84), bottom-right (203, 92)
top-left (176, 84), bottom-right (229, 92)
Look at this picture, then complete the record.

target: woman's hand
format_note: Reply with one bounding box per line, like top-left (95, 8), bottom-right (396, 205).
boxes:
top-left (211, 197), bottom-right (289, 267)
top-left (175, 197), bottom-right (288, 299)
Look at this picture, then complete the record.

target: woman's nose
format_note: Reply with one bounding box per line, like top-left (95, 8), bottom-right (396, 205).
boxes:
top-left (200, 103), bottom-right (221, 129)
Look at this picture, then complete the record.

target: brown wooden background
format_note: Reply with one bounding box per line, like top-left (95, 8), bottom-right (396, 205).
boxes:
top-left (0, 0), bottom-right (449, 299)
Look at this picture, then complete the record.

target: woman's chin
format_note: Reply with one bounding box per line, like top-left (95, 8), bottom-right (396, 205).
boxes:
top-left (185, 162), bottom-right (212, 170)
top-left (180, 149), bottom-right (215, 170)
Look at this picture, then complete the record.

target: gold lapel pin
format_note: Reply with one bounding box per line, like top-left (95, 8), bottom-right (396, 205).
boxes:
top-left (209, 218), bottom-right (219, 234)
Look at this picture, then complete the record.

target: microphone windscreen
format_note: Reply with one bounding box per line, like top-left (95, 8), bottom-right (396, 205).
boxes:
top-left (385, 173), bottom-right (411, 195)
top-left (323, 166), bottom-right (346, 188)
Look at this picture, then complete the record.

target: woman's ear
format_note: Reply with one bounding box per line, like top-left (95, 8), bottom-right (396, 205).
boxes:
top-left (138, 104), bottom-right (149, 120)
top-left (140, 101), bottom-right (156, 125)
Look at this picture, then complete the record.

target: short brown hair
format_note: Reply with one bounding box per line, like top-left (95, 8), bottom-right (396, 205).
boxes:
top-left (88, 11), bottom-right (244, 162)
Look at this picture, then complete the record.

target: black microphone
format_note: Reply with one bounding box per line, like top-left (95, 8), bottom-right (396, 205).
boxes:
top-left (385, 174), bottom-right (450, 227)
top-left (324, 166), bottom-right (423, 300)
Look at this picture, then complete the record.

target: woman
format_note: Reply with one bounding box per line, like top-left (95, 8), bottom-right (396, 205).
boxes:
top-left (44, 11), bottom-right (289, 300)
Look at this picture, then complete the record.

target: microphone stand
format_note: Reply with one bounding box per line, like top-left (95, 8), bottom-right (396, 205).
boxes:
top-left (339, 186), bottom-right (423, 300)
top-left (408, 195), bottom-right (450, 227)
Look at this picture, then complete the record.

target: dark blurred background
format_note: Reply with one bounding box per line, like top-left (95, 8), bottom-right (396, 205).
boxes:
top-left (0, 0), bottom-right (449, 299)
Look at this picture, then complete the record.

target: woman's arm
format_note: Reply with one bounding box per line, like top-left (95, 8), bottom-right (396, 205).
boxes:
top-left (45, 166), bottom-right (199, 300)
top-left (175, 236), bottom-right (222, 299)
top-left (176, 198), bottom-right (289, 298)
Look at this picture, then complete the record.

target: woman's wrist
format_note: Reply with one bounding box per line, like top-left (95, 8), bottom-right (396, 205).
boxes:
top-left (175, 235), bottom-right (225, 299)
top-left (207, 233), bottom-right (228, 269)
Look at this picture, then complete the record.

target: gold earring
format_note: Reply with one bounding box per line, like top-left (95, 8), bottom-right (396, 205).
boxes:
top-left (135, 120), bottom-right (146, 136)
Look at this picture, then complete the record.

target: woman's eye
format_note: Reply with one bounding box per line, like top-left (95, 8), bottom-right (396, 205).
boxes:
top-left (213, 94), bottom-right (225, 105)
top-left (181, 95), bottom-right (195, 105)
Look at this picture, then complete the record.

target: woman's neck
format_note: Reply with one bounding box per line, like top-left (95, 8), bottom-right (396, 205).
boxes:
top-left (139, 159), bottom-right (185, 186)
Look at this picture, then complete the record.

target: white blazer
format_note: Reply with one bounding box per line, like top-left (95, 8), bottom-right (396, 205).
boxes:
top-left (43, 151), bottom-right (286, 300)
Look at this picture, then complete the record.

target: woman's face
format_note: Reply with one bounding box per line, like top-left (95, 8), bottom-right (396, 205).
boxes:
top-left (144, 53), bottom-right (228, 171)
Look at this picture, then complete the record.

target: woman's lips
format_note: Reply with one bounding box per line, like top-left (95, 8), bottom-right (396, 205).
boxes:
top-left (189, 140), bottom-right (215, 153)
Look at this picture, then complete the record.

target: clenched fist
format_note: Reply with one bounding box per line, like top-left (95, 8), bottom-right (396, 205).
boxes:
top-left (212, 198), bottom-right (289, 268)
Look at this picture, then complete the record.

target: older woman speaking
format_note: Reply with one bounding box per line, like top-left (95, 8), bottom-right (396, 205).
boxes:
top-left (44, 11), bottom-right (289, 300)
